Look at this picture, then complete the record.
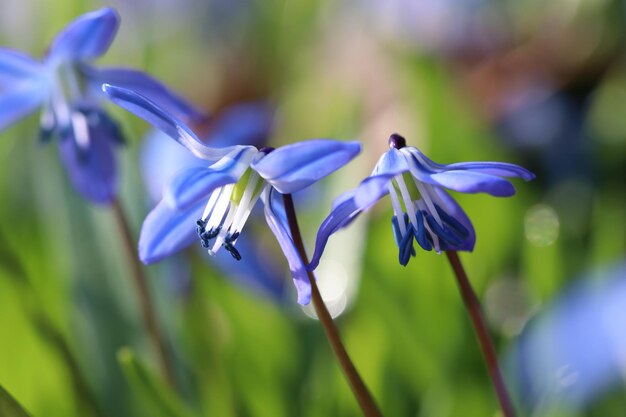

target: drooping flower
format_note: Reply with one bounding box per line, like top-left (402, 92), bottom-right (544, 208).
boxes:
top-left (104, 84), bottom-right (361, 304)
top-left (141, 101), bottom-right (287, 300)
top-left (309, 133), bottom-right (535, 268)
top-left (0, 8), bottom-right (202, 203)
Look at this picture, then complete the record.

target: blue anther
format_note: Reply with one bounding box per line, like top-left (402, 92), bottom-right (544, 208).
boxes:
top-left (425, 213), bottom-right (462, 247)
top-left (434, 204), bottom-right (469, 238)
top-left (414, 211), bottom-right (433, 251)
top-left (224, 242), bottom-right (242, 261)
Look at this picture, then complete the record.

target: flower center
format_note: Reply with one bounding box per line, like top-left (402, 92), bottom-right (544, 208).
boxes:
top-left (41, 63), bottom-right (123, 151)
top-left (196, 168), bottom-right (268, 260)
top-left (388, 172), bottom-right (469, 260)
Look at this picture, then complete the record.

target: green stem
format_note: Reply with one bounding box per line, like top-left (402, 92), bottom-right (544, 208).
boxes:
top-left (111, 198), bottom-right (177, 389)
top-left (282, 194), bottom-right (384, 417)
top-left (445, 251), bottom-right (516, 417)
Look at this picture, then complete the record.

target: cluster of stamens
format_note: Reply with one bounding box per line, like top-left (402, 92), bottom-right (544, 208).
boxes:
top-left (195, 169), bottom-right (267, 261)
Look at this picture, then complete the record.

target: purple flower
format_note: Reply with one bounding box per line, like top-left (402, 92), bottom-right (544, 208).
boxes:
top-left (0, 8), bottom-right (202, 203)
top-left (309, 133), bottom-right (535, 268)
top-left (104, 84), bottom-right (361, 304)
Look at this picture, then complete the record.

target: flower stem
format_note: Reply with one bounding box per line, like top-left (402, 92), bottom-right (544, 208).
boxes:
top-left (445, 250), bottom-right (516, 417)
top-left (282, 194), bottom-right (383, 417)
top-left (111, 198), bottom-right (176, 389)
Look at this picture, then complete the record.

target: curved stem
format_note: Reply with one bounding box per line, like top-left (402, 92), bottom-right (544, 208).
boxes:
top-left (111, 198), bottom-right (177, 389)
top-left (445, 251), bottom-right (516, 417)
top-left (282, 194), bottom-right (383, 417)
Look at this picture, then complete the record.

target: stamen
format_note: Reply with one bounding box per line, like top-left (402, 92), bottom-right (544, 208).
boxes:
top-left (394, 175), bottom-right (419, 231)
top-left (229, 171), bottom-right (261, 234)
top-left (414, 180), bottom-right (443, 227)
top-left (388, 182), bottom-right (407, 236)
top-left (209, 201), bottom-right (237, 255)
top-left (204, 184), bottom-right (233, 231)
top-left (434, 204), bottom-right (469, 238)
top-left (417, 199), bottom-right (441, 252)
top-left (414, 210), bottom-right (433, 251)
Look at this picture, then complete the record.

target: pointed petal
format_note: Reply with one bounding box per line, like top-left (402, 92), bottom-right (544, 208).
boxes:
top-left (445, 161), bottom-right (535, 181)
top-left (0, 48), bottom-right (43, 84)
top-left (0, 82), bottom-right (46, 131)
top-left (353, 174), bottom-right (394, 209)
top-left (402, 146), bottom-right (536, 185)
top-left (139, 200), bottom-right (203, 264)
top-left (83, 65), bottom-right (205, 121)
top-left (47, 8), bottom-right (120, 62)
top-left (308, 196), bottom-right (361, 271)
top-left (262, 187), bottom-right (311, 304)
top-left (57, 127), bottom-right (117, 204)
top-left (252, 139), bottom-right (361, 194)
top-left (309, 172), bottom-right (395, 270)
top-left (165, 147), bottom-right (257, 210)
top-left (103, 84), bottom-right (253, 161)
top-left (429, 170), bottom-right (516, 196)
top-left (206, 101), bottom-right (274, 148)
top-left (432, 188), bottom-right (475, 251)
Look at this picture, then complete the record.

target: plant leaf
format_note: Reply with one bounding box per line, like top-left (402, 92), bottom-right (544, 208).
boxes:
top-left (0, 385), bottom-right (33, 417)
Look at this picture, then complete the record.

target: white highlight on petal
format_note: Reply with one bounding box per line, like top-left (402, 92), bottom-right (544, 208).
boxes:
top-left (71, 111), bottom-right (90, 149)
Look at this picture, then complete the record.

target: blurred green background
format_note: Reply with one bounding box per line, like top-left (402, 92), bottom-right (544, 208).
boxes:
top-left (0, 0), bottom-right (625, 416)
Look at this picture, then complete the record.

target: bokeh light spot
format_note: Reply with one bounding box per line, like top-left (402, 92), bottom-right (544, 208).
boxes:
top-left (525, 204), bottom-right (560, 246)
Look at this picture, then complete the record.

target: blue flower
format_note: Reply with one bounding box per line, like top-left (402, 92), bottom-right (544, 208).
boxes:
top-left (141, 101), bottom-right (287, 300)
top-left (104, 84), bottom-right (361, 304)
top-left (0, 8), bottom-right (202, 203)
top-left (309, 133), bottom-right (535, 268)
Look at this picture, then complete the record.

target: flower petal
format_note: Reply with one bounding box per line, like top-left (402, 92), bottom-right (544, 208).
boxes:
top-left (445, 161), bottom-right (535, 181)
top-left (429, 170), bottom-right (516, 196)
top-left (164, 147), bottom-right (257, 210)
top-left (103, 84), bottom-right (253, 161)
top-left (83, 65), bottom-right (205, 121)
top-left (139, 199), bottom-right (203, 264)
top-left (308, 195), bottom-right (361, 271)
top-left (252, 139), bottom-right (361, 194)
top-left (353, 174), bottom-right (395, 209)
top-left (0, 82), bottom-right (46, 131)
top-left (372, 148), bottom-right (408, 176)
top-left (57, 126), bottom-right (118, 204)
top-left (0, 48), bottom-right (43, 84)
top-left (262, 187), bottom-right (311, 304)
top-left (47, 8), bottom-right (120, 62)
top-left (309, 172), bottom-right (394, 270)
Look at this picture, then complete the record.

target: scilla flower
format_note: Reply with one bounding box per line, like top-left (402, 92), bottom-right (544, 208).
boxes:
top-left (0, 8), bottom-right (202, 203)
top-left (104, 84), bottom-right (360, 304)
top-left (309, 133), bottom-right (535, 268)
top-left (141, 102), bottom-right (287, 300)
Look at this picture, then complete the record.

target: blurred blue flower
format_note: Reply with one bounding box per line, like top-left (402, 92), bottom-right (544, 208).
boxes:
top-left (141, 102), bottom-right (286, 300)
top-left (0, 7), bottom-right (202, 203)
top-left (104, 84), bottom-right (361, 304)
top-left (508, 261), bottom-right (626, 413)
top-left (309, 133), bottom-right (534, 268)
